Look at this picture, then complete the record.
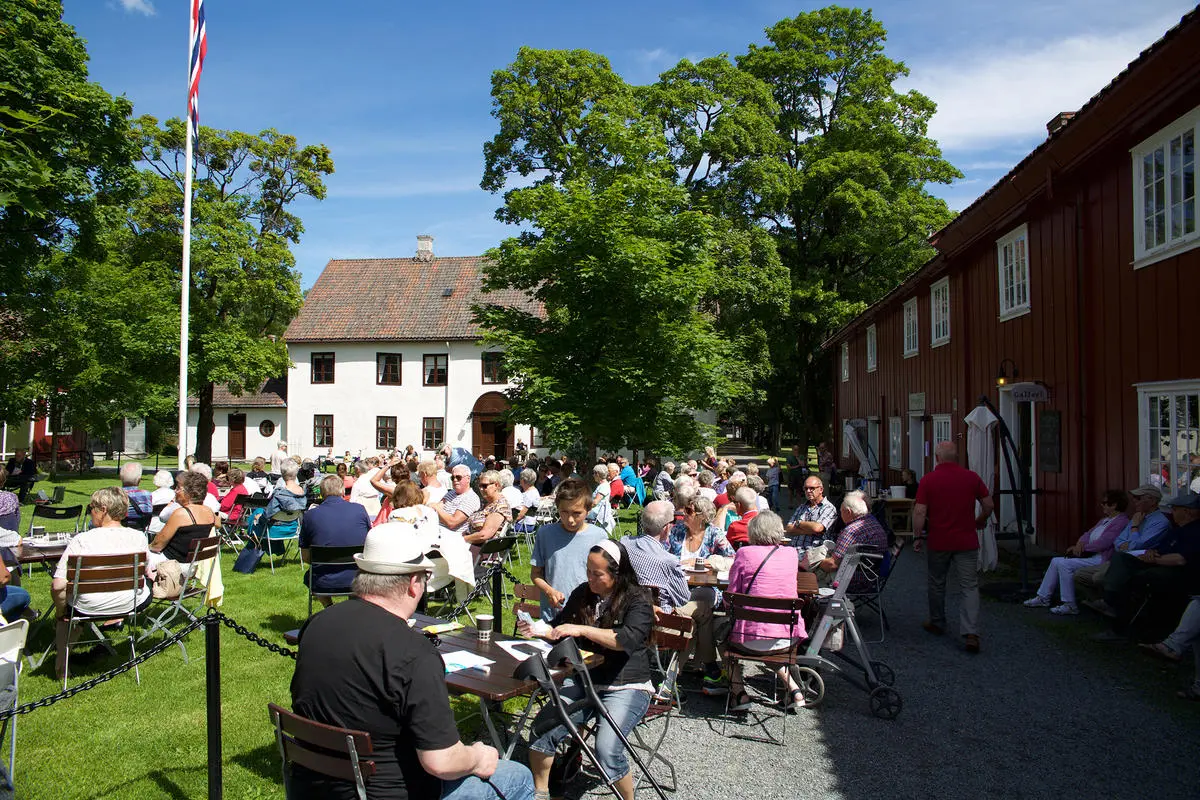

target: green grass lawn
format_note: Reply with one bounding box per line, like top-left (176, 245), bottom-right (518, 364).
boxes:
top-left (7, 473), bottom-right (643, 799)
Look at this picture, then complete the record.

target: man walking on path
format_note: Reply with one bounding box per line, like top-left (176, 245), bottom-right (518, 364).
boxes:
top-left (913, 441), bottom-right (994, 653)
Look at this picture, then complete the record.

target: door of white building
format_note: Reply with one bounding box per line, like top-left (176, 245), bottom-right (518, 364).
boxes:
top-left (998, 386), bottom-right (1040, 536)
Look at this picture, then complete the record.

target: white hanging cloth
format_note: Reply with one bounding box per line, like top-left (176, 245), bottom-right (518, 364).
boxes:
top-left (964, 404), bottom-right (999, 572)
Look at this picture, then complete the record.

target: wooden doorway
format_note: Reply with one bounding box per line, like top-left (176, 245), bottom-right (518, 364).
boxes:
top-left (228, 414), bottom-right (246, 461)
top-left (471, 392), bottom-right (512, 461)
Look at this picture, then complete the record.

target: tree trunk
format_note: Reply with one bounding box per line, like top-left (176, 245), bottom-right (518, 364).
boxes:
top-left (194, 381), bottom-right (216, 464)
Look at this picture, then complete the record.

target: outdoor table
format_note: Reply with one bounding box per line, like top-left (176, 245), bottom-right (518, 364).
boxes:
top-left (283, 612), bottom-right (602, 757)
top-left (16, 541), bottom-right (68, 577)
top-left (884, 498), bottom-right (915, 536)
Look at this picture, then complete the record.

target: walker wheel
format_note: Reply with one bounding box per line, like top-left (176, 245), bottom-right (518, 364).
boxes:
top-left (794, 665), bottom-right (825, 708)
top-left (869, 660), bottom-right (896, 686)
top-left (869, 686), bottom-right (903, 720)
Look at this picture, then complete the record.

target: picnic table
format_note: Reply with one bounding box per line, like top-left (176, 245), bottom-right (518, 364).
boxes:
top-left (284, 612), bottom-right (602, 756)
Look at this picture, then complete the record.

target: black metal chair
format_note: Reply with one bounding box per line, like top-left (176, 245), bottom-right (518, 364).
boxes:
top-left (25, 504), bottom-right (82, 538)
top-left (306, 544), bottom-right (364, 616)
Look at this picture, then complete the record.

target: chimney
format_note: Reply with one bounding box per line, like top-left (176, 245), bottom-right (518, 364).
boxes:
top-left (1046, 111), bottom-right (1075, 136)
top-left (415, 234), bottom-right (435, 262)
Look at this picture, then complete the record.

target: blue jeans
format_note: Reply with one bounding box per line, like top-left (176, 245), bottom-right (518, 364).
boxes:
top-left (442, 759), bottom-right (535, 800)
top-left (528, 681), bottom-right (651, 782)
top-left (0, 585), bottom-right (30, 618)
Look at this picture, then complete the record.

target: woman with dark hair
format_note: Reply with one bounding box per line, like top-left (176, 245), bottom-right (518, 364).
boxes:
top-left (520, 540), bottom-right (653, 800)
top-left (1024, 489), bottom-right (1131, 615)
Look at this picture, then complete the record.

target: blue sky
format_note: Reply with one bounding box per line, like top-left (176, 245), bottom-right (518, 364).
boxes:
top-left (68, 0), bottom-right (1195, 288)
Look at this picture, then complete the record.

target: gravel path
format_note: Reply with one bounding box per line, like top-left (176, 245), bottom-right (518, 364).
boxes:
top-left (597, 550), bottom-right (1200, 799)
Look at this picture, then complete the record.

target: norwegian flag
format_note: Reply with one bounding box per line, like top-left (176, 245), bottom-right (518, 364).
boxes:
top-left (188, 0), bottom-right (207, 146)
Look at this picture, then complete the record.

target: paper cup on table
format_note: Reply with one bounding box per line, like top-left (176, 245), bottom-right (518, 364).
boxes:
top-left (889, 486), bottom-right (906, 500)
top-left (476, 614), bottom-right (494, 642)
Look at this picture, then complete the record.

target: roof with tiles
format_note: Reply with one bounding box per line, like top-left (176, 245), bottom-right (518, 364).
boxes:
top-left (187, 376), bottom-right (287, 408)
top-left (284, 254), bottom-right (538, 342)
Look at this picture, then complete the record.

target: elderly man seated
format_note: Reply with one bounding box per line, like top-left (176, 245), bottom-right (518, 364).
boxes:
top-left (1093, 491), bottom-right (1200, 642)
top-left (4, 449), bottom-right (36, 502)
top-left (430, 465), bottom-right (480, 538)
top-left (813, 490), bottom-right (889, 592)
top-left (1078, 484), bottom-right (1171, 602)
top-left (786, 475), bottom-right (839, 549)
top-left (724, 487), bottom-right (761, 549)
top-left (119, 462), bottom-right (154, 530)
top-left (300, 475), bottom-right (371, 609)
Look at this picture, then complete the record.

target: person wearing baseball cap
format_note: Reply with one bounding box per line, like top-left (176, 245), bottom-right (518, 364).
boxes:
top-left (290, 525), bottom-right (535, 800)
top-left (1094, 490), bottom-right (1200, 643)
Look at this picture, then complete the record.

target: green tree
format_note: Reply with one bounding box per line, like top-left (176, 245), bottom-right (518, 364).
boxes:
top-left (132, 116), bottom-right (334, 462)
top-left (476, 47), bottom-right (765, 455)
top-left (733, 7), bottom-right (960, 452)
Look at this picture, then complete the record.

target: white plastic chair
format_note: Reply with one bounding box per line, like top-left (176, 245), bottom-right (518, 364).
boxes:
top-left (0, 619), bottom-right (29, 786)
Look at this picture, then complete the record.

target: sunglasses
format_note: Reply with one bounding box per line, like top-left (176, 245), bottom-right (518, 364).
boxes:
top-left (452, 474), bottom-right (470, 481)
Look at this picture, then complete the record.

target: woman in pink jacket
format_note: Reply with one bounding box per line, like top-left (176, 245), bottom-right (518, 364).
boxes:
top-left (1024, 489), bottom-right (1130, 615)
top-left (725, 511), bottom-right (809, 713)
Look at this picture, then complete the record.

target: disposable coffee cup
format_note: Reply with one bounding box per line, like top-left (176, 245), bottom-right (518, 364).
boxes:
top-left (476, 614), bottom-right (494, 642)
top-left (694, 557), bottom-right (708, 571)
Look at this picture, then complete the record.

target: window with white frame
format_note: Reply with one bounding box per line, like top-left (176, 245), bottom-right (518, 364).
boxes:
top-left (841, 343), bottom-right (849, 382)
top-left (1133, 105), bottom-right (1198, 266)
top-left (1138, 381), bottom-right (1200, 494)
top-left (889, 417), bottom-right (902, 468)
top-left (931, 278), bottom-right (950, 346)
top-left (933, 414), bottom-right (952, 446)
top-left (866, 325), bottom-right (877, 372)
top-left (903, 298), bottom-right (918, 356)
top-left (996, 224), bottom-right (1030, 319)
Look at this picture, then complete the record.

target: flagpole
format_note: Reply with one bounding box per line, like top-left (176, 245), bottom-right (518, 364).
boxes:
top-left (177, 8), bottom-right (197, 471)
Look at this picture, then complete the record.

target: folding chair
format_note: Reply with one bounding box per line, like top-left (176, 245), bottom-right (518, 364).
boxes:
top-left (268, 703), bottom-right (375, 800)
top-left (721, 592), bottom-right (809, 746)
top-left (846, 539), bottom-right (905, 643)
top-left (49, 487), bottom-right (65, 505)
top-left (0, 619), bottom-right (29, 787)
top-left (60, 551), bottom-right (148, 689)
top-left (223, 494), bottom-right (268, 553)
top-left (25, 504), bottom-right (82, 538)
top-left (140, 535), bottom-right (220, 662)
top-left (260, 510), bottom-right (303, 574)
top-left (306, 544), bottom-right (364, 616)
top-left (632, 611), bottom-right (693, 792)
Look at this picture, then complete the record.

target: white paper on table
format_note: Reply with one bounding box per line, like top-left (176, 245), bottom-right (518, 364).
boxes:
top-left (441, 650), bottom-right (496, 673)
top-left (497, 639), bottom-right (553, 662)
top-left (1126, 549), bottom-right (1147, 556)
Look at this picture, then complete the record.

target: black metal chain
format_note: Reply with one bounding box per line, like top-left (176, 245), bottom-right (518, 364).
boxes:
top-left (444, 559), bottom-right (524, 621)
top-left (208, 609), bottom-right (297, 660)
top-left (0, 615), bottom-right (207, 722)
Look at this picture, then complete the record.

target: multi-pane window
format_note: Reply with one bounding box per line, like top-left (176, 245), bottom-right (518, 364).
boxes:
top-left (1134, 106), bottom-right (1197, 264)
top-left (996, 224), bottom-right (1030, 319)
top-left (376, 353), bottom-right (402, 385)
top-left (422, 417), bottom-right (444, 451)
top-left (532, 427), bottom-right (547, 448)
top-left (931, 278), bottom-right (950, 345)
top-left (903, 298), bottom-right (918, 356)
top-left (933, 414), bottom-right (952, 447)
top-left (866, 325), bottom-right (877, 372)
top-left (1139, 382), bottom-right (1200, 494)
top-left (376, 416), bottom-right (397, 450)
top-left (889, 417), bottom-right (902, 468)
top-left (313, 414), bottom-right (333, 448)
top-left (482, 352), bottom-right (506, 384)
top-left (840, 343), bottom-right (849, 382)
top-left (311, 352), bottom-right (335, 384)
top-left (423, 354), bottom-right (448, 386)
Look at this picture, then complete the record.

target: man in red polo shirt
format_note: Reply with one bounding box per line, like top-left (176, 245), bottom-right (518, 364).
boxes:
top-left (913, 441), bottom-right (994, 653)
top-left (724, 487), bottom-right (760, 548)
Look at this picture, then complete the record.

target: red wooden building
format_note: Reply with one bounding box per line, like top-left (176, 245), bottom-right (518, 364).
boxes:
top-left (826, 9), bottom-right (1200, 554)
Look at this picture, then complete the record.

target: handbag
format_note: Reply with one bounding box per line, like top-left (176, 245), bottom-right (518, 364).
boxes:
top-left (233, 545), bottom-right (264, 574)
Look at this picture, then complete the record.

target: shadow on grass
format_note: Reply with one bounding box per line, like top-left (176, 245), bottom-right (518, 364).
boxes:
top-left (77, 765), bottom-right (204, 800)
top-left (231, 741), bottom-right (280, 784)
top-left (262, 612), bottom-right (305, 636)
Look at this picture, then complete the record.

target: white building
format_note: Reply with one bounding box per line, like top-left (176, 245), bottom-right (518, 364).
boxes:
top-left (281, 237), bottom-right (536, 460)
top-left (185, 377), bottom-right (288, 462)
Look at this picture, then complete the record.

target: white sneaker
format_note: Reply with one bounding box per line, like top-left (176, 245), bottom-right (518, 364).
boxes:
top-left (1050, 603), bottom-right (1079, 615)
top-left (1023, 595), bottom-right (1051, 608)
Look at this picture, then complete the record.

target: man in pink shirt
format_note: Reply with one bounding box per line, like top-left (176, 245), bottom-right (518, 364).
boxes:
top-left (913, 441), bottom-right (994, 653)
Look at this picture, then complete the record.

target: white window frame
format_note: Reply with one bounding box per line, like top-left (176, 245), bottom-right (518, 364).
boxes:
top-left (1132, 104), bottom-right (1199, 269)
top-left (889, 417), bottom-right (902, 468)
top-left (866, 325), bottom-right (877, 372)
top-left (930, 277), bottom-right (950, 347)
top-left (932, 414), bottom-right (952, 446)
top-left (903, 298), bottom-right (918, 357)
top-left (996, 224), bottom-right (1031, 321)
top-left (1136, 379), bottom-right (1200, 495)
top-left (840, 342), bottom-right (849, 382)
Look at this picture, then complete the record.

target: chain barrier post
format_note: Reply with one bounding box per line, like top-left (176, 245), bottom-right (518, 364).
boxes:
top-left (205, 611), bottom-right (222, 800)
top-left (491, 563), bottom-right (503, 628)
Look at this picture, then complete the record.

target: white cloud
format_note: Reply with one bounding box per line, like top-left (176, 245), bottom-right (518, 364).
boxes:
top-left (908, 14), bottom-right (1182, 151)
top-left (118, 0), bottom-right (156, 15)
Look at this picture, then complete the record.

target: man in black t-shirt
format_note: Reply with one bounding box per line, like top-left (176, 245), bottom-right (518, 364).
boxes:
top-left (290, 526), bottom-right (535, 800)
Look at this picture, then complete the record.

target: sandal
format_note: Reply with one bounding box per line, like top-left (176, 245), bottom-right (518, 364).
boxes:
top-left (1177, 686), bottom-right (1200, 702)
top-left (729, 691), bottom-right (753, 712)
top-left (785, 689), bottom-right (806, 713)
top-left (1139, 642), bottom-right (1182, 662)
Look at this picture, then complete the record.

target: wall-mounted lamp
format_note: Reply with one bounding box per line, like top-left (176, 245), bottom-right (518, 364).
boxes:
top-left (997, 358), bottom-right (1019, 387)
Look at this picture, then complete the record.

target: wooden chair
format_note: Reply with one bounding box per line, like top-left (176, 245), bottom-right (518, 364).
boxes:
top-left (721, 591), bottom-right (809, 746)
top-left (633, 611), bottom-right (693, 792)
top-left (60, 552), bottom-right (148, 689)
top-left (306, 544), bottom-right (364, 616)
top-left (140, 536), bottom-right (221, 662)
top-left (268, 703), bottom-right (375, 800)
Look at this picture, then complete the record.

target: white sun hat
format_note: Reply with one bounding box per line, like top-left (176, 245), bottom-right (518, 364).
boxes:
top-left (354, 524), bottom-right (436, 575)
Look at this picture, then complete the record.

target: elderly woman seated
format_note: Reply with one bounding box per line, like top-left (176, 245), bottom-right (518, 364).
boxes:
top-left (151, 471), bottom-right (218, 569)
top-left (813, 490), bottom-right (889, 592)
top-left (669, 495), bottom-right (734, 564)
top-left (724, 512), bottom-right (809, 713)
top-left (589, 464), bottom-right (615, 532)
top-left (465, 470), bottom-right (511, 547)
